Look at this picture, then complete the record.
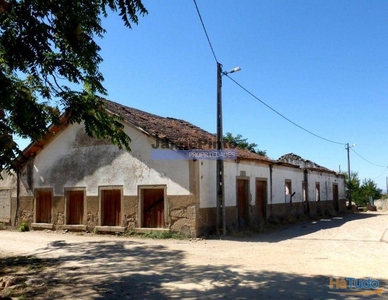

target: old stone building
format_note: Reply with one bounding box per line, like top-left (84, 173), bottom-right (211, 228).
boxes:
top-left (0, 100), bottom-right (346, 236)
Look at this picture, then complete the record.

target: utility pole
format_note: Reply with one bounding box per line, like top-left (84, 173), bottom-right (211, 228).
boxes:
top-left (386, 177), bottom-right (388, 195)
top-left (216, 62), bottom-right (240, 236)
top-left (216, 62), bottom-right (224, 235)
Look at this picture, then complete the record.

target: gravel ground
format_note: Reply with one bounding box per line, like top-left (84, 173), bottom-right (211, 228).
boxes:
top-left (1, 211), bottom-right (388, 299)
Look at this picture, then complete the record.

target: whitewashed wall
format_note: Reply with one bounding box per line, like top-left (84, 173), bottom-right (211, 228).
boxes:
top-left (199, 160), bottom-right (271, 208)
top-left (269, 165), bottom-right (304, 204)
top-left (18, 122), bottom-right (192, 196)
top-left (307, 171), bottom-right (345, 201)
top-left (0, 172), bottom-right (17, 197)
top-left (338, 176), bottom-right (346, 198)
top-left (199, 159), bottom-right (346, 208)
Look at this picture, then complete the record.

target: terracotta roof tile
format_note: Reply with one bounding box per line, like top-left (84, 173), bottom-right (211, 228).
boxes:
top-left (104, 99), bottom-right (270, 162)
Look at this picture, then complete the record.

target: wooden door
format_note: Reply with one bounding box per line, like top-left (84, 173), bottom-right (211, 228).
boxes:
top-left (68, 190), bottom-right (84, 225)
top-left (102, 189), bottom-right (121, 226)
top-left (237, 179), bottom-right (249, 229)
top-left (36, 190), bottom-right (52, 223)
top-left (256, 180), bottom-right (267, 221)
top-left (142, 189), bottom-right (165, 228)
top-left (333, 184), bottom-right (339, 212)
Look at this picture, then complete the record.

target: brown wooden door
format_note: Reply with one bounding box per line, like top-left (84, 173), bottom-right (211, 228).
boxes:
top-left (237, 179), bottom-right (249, 229)
top-left (68, 190), bottom-right (84, 225)
top-left (102, 189), bottom-right (121, 226)
top-left (142, 189), bottom-right (165, 228)
top-left (256, 180), bottom-right (267, 221)
top-left (36, 190), bottom-right (52, 223)
top-left (333, 184), bottom-right (339, 212)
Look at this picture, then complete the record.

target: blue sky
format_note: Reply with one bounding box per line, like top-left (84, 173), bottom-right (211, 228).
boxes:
top-left (18, 1), bottom-right (388, 191)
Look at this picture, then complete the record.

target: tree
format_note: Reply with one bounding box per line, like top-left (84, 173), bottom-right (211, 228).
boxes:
top-left (224, 132), bottom-right (266, 156)
top-left (359, 178), bottom-right (382, 205)
top-left (342, 171), bottom-right (381, 206)
top-left (342, 171), bottom-right (360, 205)
top-left (0, 0), bottom-right (147, 175)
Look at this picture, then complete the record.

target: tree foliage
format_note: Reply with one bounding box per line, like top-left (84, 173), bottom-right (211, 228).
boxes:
top-left (342, 171), bottom-right (382, 206)
top-left (224, 132), bottom-right (266, 156)
top-left (0, 0), bottom-right (147, 175)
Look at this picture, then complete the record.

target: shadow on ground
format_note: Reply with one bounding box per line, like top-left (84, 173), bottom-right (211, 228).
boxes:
top-left (225, 212), bottom-right (382, 243)
top-left (1, 237), bottom-right (386, 300)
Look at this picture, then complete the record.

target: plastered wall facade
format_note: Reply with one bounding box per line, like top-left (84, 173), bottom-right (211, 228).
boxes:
top-left (0, 122), bottom-right (201, 237)
top-left (0, 122), bottom-right (346, 237)
top-left (198, 160), bottom-right (346, 234)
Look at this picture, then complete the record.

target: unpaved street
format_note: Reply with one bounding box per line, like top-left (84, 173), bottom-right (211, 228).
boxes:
top-left (1, 212), bottom-right (388, 299)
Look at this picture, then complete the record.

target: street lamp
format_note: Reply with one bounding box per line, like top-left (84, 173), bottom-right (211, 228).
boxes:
top-left (216, 62), bottom-right (241, 236)
top-left (345, 143), bottom-right (356, 209)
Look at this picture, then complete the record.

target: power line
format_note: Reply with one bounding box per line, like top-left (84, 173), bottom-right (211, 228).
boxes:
top-left (372, 167), bottom-right (388, 180)
top-left (192, 0), bottom-right (218, 63)
top-left (350, 148), bottom-right (387, 168)
top-left (224, 74), bottom-right (346, 146)
top-left (192, 2), bottom-right (387, 174)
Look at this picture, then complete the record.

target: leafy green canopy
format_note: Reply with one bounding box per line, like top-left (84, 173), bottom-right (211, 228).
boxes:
top-left (224, 132), bottom-right (267, 156)
top-left (343, 171), bottom-right (382, 206)
top-left (0, 0), bottom-right (147, 174)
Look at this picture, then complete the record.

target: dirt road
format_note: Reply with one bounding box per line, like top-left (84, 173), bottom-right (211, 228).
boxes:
top-left (1, 211), bottom-right (388, 299)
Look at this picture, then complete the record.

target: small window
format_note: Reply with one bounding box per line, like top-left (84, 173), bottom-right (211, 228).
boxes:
top-left (285, 180), bottom-right (292, 195)
top-left (35, 190), bottom-right (52, 223)
top-left (285, 180), bottom-right (292, 203)
top-left (315, 182), bottom-right (320, 201)
top-left (302, 182), bottom-right (307, 202)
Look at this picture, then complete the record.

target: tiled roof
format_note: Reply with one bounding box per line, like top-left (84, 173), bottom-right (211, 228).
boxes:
top-left (104, 99), bottom-right (270, 162)
top-left (278, 153), bottom-right (335, 173)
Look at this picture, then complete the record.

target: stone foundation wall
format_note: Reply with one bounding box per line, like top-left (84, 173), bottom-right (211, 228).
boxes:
top-left (16, 196), bottom-right (34, 228)
top-left (338, 199), bottom-right (347, 213)
top-left (86, 196), bottom-right (99, 230)
top-left (7, 194), bottom-right (348, 236)
top-left (168, 195), bottom-right (198, 237)
top-left (267, 199), bottom-right (347, 222)
top-left (267, 202), bottom-right (309, 220)
top-left (122, 196), bottom-right (138, 230)
top-left (198, 207), bottom-right (237, 236)
top-left (9, 194), bottom-right (200, 237)
top-left (197, 207), bottom-right (216, 236)
top-left (52, 196), bottom-right (64, 229)
top-left (198, 199), bottom-right (348, 235)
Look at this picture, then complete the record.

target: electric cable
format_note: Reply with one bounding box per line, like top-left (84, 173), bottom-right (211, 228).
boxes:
top-left (350, 148), bottom-right (387, 168)
top-left (224, 74), bottom-right (346, 146)
top-left (193, 0), bottom-right (218, 63)
top-left (192, 1), bottom-right (388, 176)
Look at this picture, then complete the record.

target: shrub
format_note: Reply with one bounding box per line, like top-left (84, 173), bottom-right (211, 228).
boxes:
top-left (143, 230), bottom-right (188, 240)
top-left (19, 222), bottom-right (29, 232)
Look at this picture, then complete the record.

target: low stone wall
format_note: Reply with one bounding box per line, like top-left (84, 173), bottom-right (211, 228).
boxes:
top-left (374, 199), bottom-right (388, 211)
